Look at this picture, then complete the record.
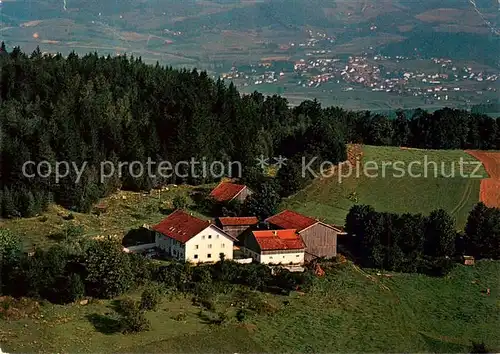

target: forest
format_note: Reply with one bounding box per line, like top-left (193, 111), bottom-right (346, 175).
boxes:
top-left (345, 202), bottom-right (500, 273)
top-left (0, 44), bottom-right (500, 217)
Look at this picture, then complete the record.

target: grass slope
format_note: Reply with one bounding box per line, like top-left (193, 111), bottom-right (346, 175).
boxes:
top-left (0, 184), bottom-right (213, 251)
top-left (283, 145), bottom-right (487, 229)
top-left (1, 261), bottom-right (498, 353)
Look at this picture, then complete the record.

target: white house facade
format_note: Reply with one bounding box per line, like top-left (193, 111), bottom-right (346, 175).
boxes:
top-left (241, 230), bottom-right (305, 266)
top-left (153, 210), bottom-right (235, 264)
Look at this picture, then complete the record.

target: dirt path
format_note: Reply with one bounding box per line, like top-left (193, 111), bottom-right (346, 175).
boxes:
top-left (451, 179), bottom-right (474, 215)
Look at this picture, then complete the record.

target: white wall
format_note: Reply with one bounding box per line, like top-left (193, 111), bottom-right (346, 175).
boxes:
top-left (242, 247), bottom-right (261, 262)
top-left (241, 247), bottom-right (304, 265)
top-left (185, 225), bottom-right (234, 263)
top-left (155, 233), bottom-right (185, 261)
top-left (260, 251), bottom-right (304, 265)
top-left (123, 243), bottom-right (156, 253)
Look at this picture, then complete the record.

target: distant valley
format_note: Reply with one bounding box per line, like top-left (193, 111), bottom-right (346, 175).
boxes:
top-left (0, 0), bottom-right (499, 110)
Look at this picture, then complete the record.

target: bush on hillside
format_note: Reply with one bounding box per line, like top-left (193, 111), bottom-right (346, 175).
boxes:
top-left (140, 285), bottom-right (162, 311)
top-left (119, 297), bottom-right (150, 333)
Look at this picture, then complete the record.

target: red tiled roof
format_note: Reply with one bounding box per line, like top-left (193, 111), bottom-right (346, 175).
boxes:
top-left (252, 229), bottom-right (305, 251)
top-left (209, 182), bottom-right (246, 202)
top-left (152, 210), bottom-right (210, 244)
top-left (218, 216), bottom-right (259, 226)
top-left (266, 210), bottom-right (318, 231)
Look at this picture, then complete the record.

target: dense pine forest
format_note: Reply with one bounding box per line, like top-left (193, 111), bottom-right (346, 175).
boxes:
top-left (0, 45), bottom-right (499, 217)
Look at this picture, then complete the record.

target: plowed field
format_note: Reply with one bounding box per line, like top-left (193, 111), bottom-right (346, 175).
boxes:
top-left (465, 150), bottom-right (500, 207)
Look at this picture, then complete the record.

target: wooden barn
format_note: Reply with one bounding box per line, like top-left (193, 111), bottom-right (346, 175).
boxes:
top-left (266, 210), bottom-right (344, 262)
top-left (216, 216), bottom-right (259, 239)
top-left (209, 182), bottom-right (253, 204)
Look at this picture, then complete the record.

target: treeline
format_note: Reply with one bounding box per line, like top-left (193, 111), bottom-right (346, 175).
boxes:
top-left (0, 230), bottom-right (312, 306)
top-left (345, 202), bottom-right (500, 274)
top-left (1, 46), bottom-right (500, 218)
top-left (471, 102), bottom-right (500, 115)
top-left (344, 109), bottom-right (500, 150)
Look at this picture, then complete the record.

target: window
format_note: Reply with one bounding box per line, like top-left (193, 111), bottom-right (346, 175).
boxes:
top-left (195, 245), bottom-right (199, 249)
top-left (194, 254), bottom-right (198, 259)
top-left (270, 256), bottom-right (273, 259)
top-left (207, 253), bottom-right (212, 258)
top-left (208, 244), bottom-right (212, 249)
top-left (296, 255), bottom-right (299, 257)
top-left (216, 235), bottom-right (219, 239)
top-left (221, 243), bottom-right (225, 248)
top-left (208, 235), bottom-right (212, 239)
top-left (202, 235), bottom-right (205, 240)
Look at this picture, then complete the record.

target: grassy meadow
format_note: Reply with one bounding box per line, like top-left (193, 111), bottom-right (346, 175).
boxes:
top-left (0, 184), bottom-right (213, 251)
top-left (283, 145), bottom-right (488, 229)
top-left (0, 260), bottom-right (498, 353)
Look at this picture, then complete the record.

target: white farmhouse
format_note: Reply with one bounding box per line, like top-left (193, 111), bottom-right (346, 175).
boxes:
top-left (241, 229), bottom-right (305, 265)
top-left (152, 210), bottom-right (236, 263)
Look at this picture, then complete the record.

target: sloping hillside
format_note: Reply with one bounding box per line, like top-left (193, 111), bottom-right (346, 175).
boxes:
top-left (283, 145), bottom-right (488, 229)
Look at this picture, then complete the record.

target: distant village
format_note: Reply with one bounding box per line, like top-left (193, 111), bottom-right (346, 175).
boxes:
top-left (220, 30), bottom-right (498, 104)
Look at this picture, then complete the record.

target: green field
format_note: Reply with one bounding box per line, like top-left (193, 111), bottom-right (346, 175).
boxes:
top-left (0, 185), bottom-right (213, 251)
top-left (1, 260), bottom-right (498, 353)
top-left (283, 145), bottom-right (488, 229)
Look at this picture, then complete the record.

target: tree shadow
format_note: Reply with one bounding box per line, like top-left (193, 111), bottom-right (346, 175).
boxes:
top-left (86, 313), bottom-right (121, 334)
top-left (196, 310), bottom-right (224, 325)
top-left (122, 227), bottom-right (155, 247)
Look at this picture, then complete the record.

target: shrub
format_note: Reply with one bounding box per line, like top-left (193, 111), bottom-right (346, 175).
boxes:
top-left (173, 312), bottom-right (187, 321)
top-left (63, 273), bottom-right (85, 303)
top-left (236, 308), bottom-right (247, 322)
top-left (215, 310), bottom-right (228, 325)
top-left (52, 224), bottom-right (84, 241)
top-left (85, 239), bottom-right (133, 298)
top-left (129, 253), bottom-right (154, 285)
top-left (172, 195), bottom-right (188, 210)
top-left (140, 285), bottom-right (162, 311)
top-left (119, 297), bottom-right (150, 333)
top-left (471, 342), bottom-right (489, 353)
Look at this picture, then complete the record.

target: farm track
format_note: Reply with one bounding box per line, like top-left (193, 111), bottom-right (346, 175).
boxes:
top-left (450, 178), bottom-right (474, 216)
top-left (465, 150), bottom-right (500, 207)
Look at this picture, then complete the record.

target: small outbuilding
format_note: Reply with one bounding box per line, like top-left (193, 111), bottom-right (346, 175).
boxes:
top-left (463, 255), bottom-right (475, 266)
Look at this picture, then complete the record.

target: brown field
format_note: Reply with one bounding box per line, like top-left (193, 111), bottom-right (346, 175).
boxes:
top-left (466, 150), bottom-right (500, 207)
top-left (433, 24), bottom-right (490, 35)
top-left (333, 34), bottom-right (405, 54)
top-left (415, 8), bottom-right (490, 27)
top-left (398, 25), bottom-right (415, 32)
top-left (323, 0), bottom-right (401, 23)
top-left (20, 20), bottom-right (43, 27)
top-left (260, 56), bottom-right (290, 61)
top-left (120, 31), bottom-right (150, 42)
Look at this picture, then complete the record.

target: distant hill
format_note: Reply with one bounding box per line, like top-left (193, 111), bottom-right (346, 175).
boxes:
top-left (0, 0), bottom-right (498, 65)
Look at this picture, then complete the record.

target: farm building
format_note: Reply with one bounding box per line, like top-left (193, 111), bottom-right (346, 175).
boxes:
top-left (241, 229), bottom-right (305, 265)
top-left (266, 210), bottom-right (344, 261)
top-left (152, 210), bottom-right (236, 263)
top-left (463, 255), bottom-right (475, 266)
top-left (216, 216), bottom-right (259, 239)
top-left (209, 182), bottom-right (253, 203)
